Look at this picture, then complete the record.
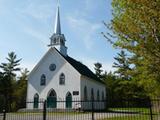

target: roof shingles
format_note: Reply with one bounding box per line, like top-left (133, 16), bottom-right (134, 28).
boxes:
top-left (54, 47), bottom-right (105, 85)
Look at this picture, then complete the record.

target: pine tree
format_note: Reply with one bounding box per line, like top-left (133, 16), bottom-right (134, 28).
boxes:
top-left (14, 68), bottom-right (29, 110)
top-left (94, 62), bottom-right (103, 79)
top-left (0, 52), bottom-right (21, 111)
top-left (113, 50), bottom-right (131, 80)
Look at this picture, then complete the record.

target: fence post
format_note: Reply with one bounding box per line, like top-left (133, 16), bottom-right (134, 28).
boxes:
top-left (149, 98), bottom-right (153, 120)
top-left (3, 110), bottom-right (6, 120)
top-left (91, 99), bottom-right (94, 120)
top-left (43, 100), bottom-right (47, 120)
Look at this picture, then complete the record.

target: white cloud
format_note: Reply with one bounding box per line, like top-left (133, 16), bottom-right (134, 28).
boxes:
top-left (67, 16), bottom-right (102, 50)
top-left (84, 0), bottom-right (95, 12)
top-left (16, 1), bottom-right (55, 21)
top-left (23, 26), bottom-right (48, 45)
top-left (20, 62), bottom-right (35, 72)
top-left (15, 61), bottom-right (35, 76)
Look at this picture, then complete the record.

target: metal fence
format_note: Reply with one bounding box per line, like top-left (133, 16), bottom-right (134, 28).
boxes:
top-left (0, 98), bottom-right (160, 120)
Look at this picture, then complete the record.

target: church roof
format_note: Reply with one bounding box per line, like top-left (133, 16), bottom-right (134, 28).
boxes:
top-left (54, 48), bottom-right (105, 85)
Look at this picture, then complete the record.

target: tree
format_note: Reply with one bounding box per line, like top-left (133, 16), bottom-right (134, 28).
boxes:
top-left (104, 0), bottom-right (160, 96)
top-left (94, 62), bottom-right (103, 79)
top-left (113, 50), bottom-right (131, 80)
top-left (13, 68), bottom-right (29, 110)
top-left (103, 72), bottom-right (119, 98)
top-left (0, 71), bottom-right (5, 112)
top-left (0, 52), bottom-right (21, 111)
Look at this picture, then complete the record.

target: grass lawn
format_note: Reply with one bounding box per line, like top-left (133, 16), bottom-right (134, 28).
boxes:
top-left (99, 115), bottom-right (150, 120)
top-left (9, 111), bottom-right (89, 115)
top-left (109, 108), bottom-right (150, 113)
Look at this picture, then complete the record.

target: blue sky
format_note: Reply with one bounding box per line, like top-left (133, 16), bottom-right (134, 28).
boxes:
top-left (0, 0), bottom-right (118, 73)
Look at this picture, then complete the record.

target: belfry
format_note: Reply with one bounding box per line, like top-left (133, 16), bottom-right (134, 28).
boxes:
top-left (49, 1), bottom-right (67, 56)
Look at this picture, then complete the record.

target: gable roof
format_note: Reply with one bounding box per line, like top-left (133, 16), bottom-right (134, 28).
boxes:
top-left (28, 47), bottom-right (105, 85)
top-left (54, 48), bottom-right (105, 85)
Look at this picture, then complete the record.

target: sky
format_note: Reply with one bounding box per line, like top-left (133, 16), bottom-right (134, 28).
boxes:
top-left (0, 0), bottom-right (118, 74)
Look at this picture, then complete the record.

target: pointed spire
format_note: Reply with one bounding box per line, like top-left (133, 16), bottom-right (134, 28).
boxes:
top-left (49, 0), bottom-right (67, 56)
top-left (54, 0), bottom-right (61, 34)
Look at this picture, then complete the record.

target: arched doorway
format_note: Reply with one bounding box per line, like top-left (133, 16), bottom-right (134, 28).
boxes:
top-left (33, 93), bottom-right (39, 108)
top-left (66, 92), bottom-right (72, 108)
top-left (47, 89), bottom-right (57, 108)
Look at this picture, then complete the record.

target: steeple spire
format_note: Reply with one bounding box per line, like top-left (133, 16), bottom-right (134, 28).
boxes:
top-left (49, 0), bottom-right (67, 56)
top-left (54, 1), bottom-right (61, 34)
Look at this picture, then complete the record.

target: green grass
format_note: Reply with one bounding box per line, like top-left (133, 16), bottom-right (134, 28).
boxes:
top-left (99, 115), bottom-right (150, 120)
top-left (109, 108), bottom-right (150, 113)
top-left (9, 111), bottom-right (89, 115)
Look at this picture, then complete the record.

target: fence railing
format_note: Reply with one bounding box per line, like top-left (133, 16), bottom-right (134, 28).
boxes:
top-left (1, 98), bottom-right (160, 120)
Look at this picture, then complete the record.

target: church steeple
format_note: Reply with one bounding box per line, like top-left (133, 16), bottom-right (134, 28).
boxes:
top-left (49, 0), bottom-right (67, 56)
top-left (54, 4), bottom-right (61, 34)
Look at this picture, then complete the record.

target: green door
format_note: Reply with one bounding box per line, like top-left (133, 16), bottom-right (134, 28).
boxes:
top-left (66, 93), bottom-right (72, 108)
top-left (33, 94), bottom-right (39, 108)
top-left (47, 97), bottom-right (57, 108)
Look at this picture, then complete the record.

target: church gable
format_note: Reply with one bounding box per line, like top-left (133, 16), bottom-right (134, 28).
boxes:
top-left (28, 48), bottom-right (80, 94)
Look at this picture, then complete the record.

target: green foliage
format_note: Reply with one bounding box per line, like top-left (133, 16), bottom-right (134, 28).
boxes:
top-left (0, 52), bottom-right (29, 111)
top-left (0, 52), bottom-right (21, 111)
top-left (13, 68), bottom-right (29, 110)
top-left (94, 62), bottom-right (103, 79)
top-left (104, 0), bottom-right (160, 97)
top-left (0, 52), bottom-right (21, 76)
top-left (113, 50), bottom-right (131, 80)
top-left (103, 71), bottom-right (119, 98)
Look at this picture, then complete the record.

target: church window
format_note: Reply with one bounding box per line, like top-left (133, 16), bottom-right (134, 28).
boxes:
top-left (91, 88), bottom-right (94, 101)
top-left (84, 86), bottom-right (88, 101)
top-left (97, 90), bottom-right (100, 101)
top-left (40, 74), bottom-right (46, 86)
top-left (102, 91), bottom-right (105, 101)
top-left (54, 38), bottom-right (57, 44)
top-left (59, 73), bottom-right (65, 85)
top-left (60, 39), bottom-right (64, 45)
top-left (49, 64), bottom-right (56, 71)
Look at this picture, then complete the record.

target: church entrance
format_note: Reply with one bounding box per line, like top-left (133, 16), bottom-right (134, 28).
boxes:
top-left (47, 89), bottom-right (57, 108)
top-left (33, 94), bottom-right (39, 108)
top-left (66, 92), bottom-right (72, 108)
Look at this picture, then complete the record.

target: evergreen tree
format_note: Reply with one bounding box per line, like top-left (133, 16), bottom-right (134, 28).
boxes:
top-left (94, 62), bottom-right (103, 79)
top-left (0, 52), bottom-right (21, 111)
top-left (13, 68), bottom-right (29, 110)
top-left (103, 71), bottom-right (118, 98)
top-left (113, 50), bottom-right (131, 80)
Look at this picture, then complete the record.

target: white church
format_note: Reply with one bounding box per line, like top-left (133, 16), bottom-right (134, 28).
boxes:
top-left (27, 2), bottom-right (106, 110)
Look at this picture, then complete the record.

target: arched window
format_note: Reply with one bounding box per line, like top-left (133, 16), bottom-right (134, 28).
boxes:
top-left (91, 88), bottom-right (94, 101)
top-left (84, 86), bottom-right (88, 101)
top-left (102, 91), bottom-right (104, 101)
top-left (40, 74), bottom-right (46, 86)
top-left (33, 93), bottom-right (39, 108)
top-left (59, 73), bottom-right (65, 85)
top-left (97, 90), bottom-right (100, 101)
